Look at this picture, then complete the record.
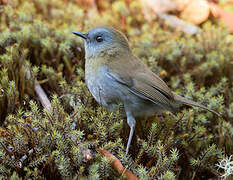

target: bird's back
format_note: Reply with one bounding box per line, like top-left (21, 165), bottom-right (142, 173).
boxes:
top-left (105, 52), bottom-right (181, 114)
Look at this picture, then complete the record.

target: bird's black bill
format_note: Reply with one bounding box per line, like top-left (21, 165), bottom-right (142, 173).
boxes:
top-left (72, 32), bottom-right (88, 39)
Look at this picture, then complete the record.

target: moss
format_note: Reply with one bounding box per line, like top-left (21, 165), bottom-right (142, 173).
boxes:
top-left (0, 0), bottom-right (232, 179)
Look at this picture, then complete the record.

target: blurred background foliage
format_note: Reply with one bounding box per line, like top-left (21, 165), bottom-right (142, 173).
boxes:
top-left (0, 0), bottom-right (232, 179)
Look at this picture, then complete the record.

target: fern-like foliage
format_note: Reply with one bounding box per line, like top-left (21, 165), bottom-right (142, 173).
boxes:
top-left (0, 0), bottom-right (232, 179)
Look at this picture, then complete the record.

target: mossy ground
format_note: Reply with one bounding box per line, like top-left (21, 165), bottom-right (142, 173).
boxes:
top-left (0, 0), bottom-right (232, 179)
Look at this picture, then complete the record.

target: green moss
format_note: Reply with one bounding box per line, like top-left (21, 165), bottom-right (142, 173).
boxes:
top-left (0, 0), bottom-right (232, 179)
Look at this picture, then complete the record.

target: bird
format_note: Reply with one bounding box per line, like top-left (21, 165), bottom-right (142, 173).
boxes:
top-left (72, 27), bottom-right (219, 154)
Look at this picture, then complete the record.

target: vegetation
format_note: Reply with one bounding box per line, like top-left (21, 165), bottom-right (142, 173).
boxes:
top-left (0, 0), bottom-right (232, 179)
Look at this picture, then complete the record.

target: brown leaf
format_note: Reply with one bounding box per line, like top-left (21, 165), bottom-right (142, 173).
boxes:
top-left (180, 0), bottom-right (210, 25)
top-left (209, 2), bottom-right (233, 33)
top-left (159, 70), bottom-right (167, 78)
top-left (97, 148), bottom-right (139, 180)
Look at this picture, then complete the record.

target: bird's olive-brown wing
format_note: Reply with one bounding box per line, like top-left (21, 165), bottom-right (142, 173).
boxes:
top-left (106, 55), bottom-right (175, 108)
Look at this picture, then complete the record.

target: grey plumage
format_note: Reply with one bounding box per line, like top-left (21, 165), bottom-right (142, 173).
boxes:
top-left (73, 27), bottom-right (219, 153)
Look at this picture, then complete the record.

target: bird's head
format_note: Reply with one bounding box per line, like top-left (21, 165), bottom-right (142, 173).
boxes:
top-left (73, 27), bottom-right (131, 58)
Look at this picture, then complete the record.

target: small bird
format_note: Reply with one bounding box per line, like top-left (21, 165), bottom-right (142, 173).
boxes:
top-left (73, 27), bottom-right (219, 153)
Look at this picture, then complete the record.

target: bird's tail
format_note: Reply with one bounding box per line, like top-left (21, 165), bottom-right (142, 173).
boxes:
top-left (172, 92), bottom-right (220, 117)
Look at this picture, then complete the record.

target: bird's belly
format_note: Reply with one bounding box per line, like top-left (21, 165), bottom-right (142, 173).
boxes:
top-left (86, 74), bottom-right (122, 111)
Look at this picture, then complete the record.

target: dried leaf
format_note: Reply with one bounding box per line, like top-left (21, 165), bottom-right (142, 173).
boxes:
top-left (181, 0), bottom-right (210, 25)
top-left (97, 148), bottom-right (139, 180)
top-left (209, 2), bottom-right (233, 32)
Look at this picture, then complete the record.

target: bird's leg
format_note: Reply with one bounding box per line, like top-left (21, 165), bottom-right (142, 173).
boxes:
top-left (126, 112), bottom-right (136, 154)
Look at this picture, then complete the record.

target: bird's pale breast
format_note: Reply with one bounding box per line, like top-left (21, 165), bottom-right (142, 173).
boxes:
top-left (85, 66), bottom-right (122, 112)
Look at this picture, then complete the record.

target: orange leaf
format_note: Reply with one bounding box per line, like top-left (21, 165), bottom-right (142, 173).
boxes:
top-left (97, 148), bottom-right (139, 180)
top-left (209, 2), bottom-right (233, 33)
top-left (180, 0), bottom-right (210, 25)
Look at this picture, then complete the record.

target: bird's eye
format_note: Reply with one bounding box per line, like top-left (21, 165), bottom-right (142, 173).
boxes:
top-left (96, 36), bottom-right (103, 42)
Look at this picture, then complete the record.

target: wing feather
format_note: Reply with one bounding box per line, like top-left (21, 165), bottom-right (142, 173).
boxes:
top-left (105, 56), bottom-right (175, 109)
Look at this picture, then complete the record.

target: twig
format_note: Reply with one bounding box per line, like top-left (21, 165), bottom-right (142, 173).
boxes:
top-left (25, 67), bottom-right (52, 111)
top-left (34, 81), bottom-right (52, 111)
top-left (158, 13), bottom-right (201, 35)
